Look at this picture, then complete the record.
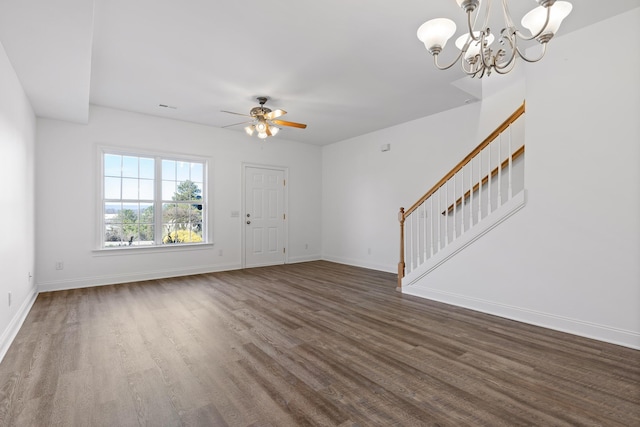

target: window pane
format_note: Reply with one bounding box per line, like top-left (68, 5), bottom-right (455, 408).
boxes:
top-left (174, 181), bottom-right (200, 201)
top-left (194, 182), bottom-right (204, 199)
top-left (162, 181), bottom-right (176, 200)
top-left (122, 178), bottom-right (139, 199)
top-left (139, 157), bottom-right (154, 179)
top-left (122, 156), bottom-right (139, 178)
top-left (119, 204), bottom-right (139, 244)
top-left (105, 201), bottom-right (123, 246)
top-left (137, 226), bottom-right (154, 245)
top-left (104, 225), bottom-right (124, 246)
top-left (139, 203), bottom-right (154, 243)
top-left (104, 177), bottom-right (121, 199)
top-left (104, 154), bottom-right (122, 177)
top-left (191, 163), bottom-right (203, 182)
top-left (162, 160), bottom-right (175, 181)
top-left (177, 161), bottom-right (190, 181)
top-left (139, 178), bottom-right (154, 200)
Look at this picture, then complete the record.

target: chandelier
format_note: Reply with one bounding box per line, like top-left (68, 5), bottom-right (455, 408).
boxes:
top-left (417, 0), bottom-right (572, 78)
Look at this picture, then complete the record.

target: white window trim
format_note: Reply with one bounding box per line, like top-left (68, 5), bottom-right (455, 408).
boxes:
top-left (95, 145), bottom-right (212, 251)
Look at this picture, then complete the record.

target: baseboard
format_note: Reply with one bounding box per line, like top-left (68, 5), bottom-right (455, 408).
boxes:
top-left (37, 263), bottom-right (243, 292)
top-left (287, 255), bottom-right (322, 264)
top-left (402, 286), bottom-right (640, 350)
top-left (0, 286), bottom-right (38, 364)
top-left (321, 255), bottom-right (395, 274)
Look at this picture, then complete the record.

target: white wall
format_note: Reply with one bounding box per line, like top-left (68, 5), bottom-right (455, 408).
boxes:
top-left (322, 74), bottom-right (525, 272)
top-left (36, 106), bottom-right (322, 291)
top-left (0, 41), bottom-right (37, 361)
top-left (323, 9), bottom-right (640, 349)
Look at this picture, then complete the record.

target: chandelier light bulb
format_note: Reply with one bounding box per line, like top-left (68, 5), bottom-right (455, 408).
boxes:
top-left (269, 126), bottom-right (279, 136)
top-left (522, 1), bottom-right (573, 42)
top-left (257, 132), bottom-right (268, 139)
top-left (417, 18), bottom-right (457, 54)
top-left (244, 125), bottom-right (255, 136)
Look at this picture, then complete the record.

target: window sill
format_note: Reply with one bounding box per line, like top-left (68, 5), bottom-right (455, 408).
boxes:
top-left (93, 242), bottom-right (215, 256)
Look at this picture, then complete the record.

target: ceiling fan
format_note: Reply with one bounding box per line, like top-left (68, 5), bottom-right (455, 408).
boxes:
top-left (222, 97), bottom-right (307, 139)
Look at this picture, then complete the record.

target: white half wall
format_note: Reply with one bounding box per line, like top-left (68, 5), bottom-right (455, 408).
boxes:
top-left (35, 106), bottom-right (322, 291)
top-left (0, 40), bottom-right (37, 362)
top-left (323, 9), bottom-right (640, 349)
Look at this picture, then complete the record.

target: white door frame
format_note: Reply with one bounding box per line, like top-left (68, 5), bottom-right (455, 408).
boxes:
top-left (241, 163), bottom-right (289, 268)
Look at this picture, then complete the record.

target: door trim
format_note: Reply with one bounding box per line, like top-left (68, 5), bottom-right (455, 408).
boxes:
top-left (241, 163), bottom-right (289, 269)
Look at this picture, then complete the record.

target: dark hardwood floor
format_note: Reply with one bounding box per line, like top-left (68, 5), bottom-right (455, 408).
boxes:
top-left (1, 261), bottom-right (638, 426)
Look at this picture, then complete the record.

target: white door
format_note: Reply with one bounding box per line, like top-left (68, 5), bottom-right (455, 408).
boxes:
top-left (244, 166), bottom-right (286, 267)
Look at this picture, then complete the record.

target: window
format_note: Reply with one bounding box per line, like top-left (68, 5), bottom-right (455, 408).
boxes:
top-left (102, 150), bottom-right (206, 248)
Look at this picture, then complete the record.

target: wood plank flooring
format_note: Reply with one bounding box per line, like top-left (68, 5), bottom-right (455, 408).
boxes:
top-left (1, 261), bottom-right (638, 426)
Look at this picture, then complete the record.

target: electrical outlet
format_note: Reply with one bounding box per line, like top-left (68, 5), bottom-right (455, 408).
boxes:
top-left (218, 249), bottom-right (223, 256)
top-left (55, 261), bottom-right (64, 270)
top-left (305, 243), bottom-right (308, 250)
top-left (8, 292), bottom-right (11, 307)
top-left (367, 247), bottom-right (372, 255)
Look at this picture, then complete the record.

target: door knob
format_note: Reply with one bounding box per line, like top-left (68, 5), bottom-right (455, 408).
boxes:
top-left (246, 220), bottom-right (251, 225)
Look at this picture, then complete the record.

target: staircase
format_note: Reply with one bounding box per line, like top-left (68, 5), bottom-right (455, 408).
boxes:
top-left (397, 103), bottom-right (526, 290)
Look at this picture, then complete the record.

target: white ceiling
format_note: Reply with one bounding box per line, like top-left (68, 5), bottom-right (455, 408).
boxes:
top-left (1, 1), bottom-right (638, 145)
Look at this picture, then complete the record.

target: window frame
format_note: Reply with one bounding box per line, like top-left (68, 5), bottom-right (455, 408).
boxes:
top-left (96, 146), bottom-right (211, 252)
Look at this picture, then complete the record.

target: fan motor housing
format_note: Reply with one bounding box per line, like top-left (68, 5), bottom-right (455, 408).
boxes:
top-left (250, 106), bottom-right (271, 117)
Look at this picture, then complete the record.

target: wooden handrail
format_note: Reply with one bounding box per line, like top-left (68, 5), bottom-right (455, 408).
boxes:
top-left (443, 145), bottom-right (525, 215)
top-left (397, 102), bottom-right (525, 289)
top-left (404, 102), bottom-right (525, 218)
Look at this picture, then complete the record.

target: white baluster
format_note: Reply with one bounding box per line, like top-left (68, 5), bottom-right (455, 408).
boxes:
top-left (412, 212), bottom-right (417, 270)
top-left (444, 181), bottom-right (448, 246)
top-left (422, 202), bottom-right (427, 264)
top-left (498, 133), bottom-right (502, 207)
top-left (461, 164), bottom-right (465, 235)
top-left (452, 172), bottom-right (457, 241)
top-left (478, 151), bottom-right (482, 223)
top-left (437, 186), bottom-right (442, 250)
top-left (508, 125), bottom-right (513, 200)
top-left (429, 196), bottom-right (434, 257)
top-left (487, 141), bottom-right (492, 215)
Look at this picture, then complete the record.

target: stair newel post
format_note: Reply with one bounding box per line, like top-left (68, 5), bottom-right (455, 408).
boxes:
top-left (397, 207), bottom-right (405, 291)
top-left (508, 125), bottom-right (513, 201)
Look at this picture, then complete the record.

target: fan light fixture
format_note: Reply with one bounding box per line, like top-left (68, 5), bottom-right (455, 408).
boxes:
top-left (223, 97), bottom-right (307, 139)
top-left (417, 0), bottom-right (572, 78)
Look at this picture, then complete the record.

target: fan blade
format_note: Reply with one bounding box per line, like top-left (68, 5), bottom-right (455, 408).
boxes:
top-left (266, 125), bottom-right (272, 137)
top-left (264, 109), bottom-right (286, 120)
top-left (271, 119), bottom-right (307, 129)
top-left (222, 120), bottom-right (252, 128)
top-left (221, 110), bottom-right (251, 117)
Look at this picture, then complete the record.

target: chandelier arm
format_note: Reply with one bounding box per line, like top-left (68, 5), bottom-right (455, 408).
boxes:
top-left (514, 7), bottom-right (551, 41)
top-left (466, 11), bottom-right (481, 41)
top-left (433, 49), bottom-right (466, 71)
top-left (515, 42), bottom-right (547, 63)
top-left (460, 55), bottom-right (480, 77)
top-left (482, 0), bottom-right (493, 33)
top-left (493, 56), bottom-right (518, 74)
top-left (501, 0), bottom-right (516, 30)
top-left (494, 31), bottom-right (518, 70)
top-left (478, 33), bottom-right (495, 71)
